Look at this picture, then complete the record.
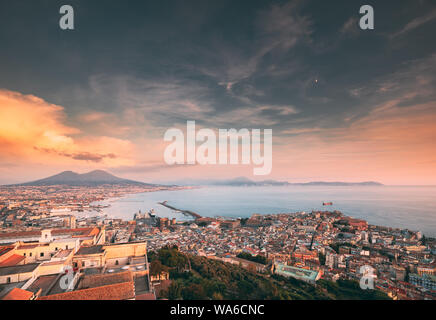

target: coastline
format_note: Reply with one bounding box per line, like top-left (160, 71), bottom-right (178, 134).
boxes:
top-left (79, 185), bottom-right (196, 218)
top-left (91, 185), bottom-right (436, 237)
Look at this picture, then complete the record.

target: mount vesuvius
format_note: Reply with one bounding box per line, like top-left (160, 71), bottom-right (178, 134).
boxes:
top-left (10, 170), bottom-right (159, 187)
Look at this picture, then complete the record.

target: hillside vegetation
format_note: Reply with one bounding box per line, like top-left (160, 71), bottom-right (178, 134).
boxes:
top-left (148, 246), bottom-right (390, 300)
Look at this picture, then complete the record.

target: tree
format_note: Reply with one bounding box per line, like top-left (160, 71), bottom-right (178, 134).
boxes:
top-left (236, 252), bottom-right (268, 265)
top-left (182, 283), bottom-right (206, 300)
top-left (421, 235), bottom-right (427, 246)
top-left (197, 221), bottom-right (208, 227)
top-left (167, 281), bottom-right (182, 300)
top-left (150, 260), bottom-right (167, 278)
top-left (240, 218), bottom-right (249, 226)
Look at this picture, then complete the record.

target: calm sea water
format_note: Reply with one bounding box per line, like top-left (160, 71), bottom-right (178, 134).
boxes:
top-left (93, 186), bottom-right (436, 237)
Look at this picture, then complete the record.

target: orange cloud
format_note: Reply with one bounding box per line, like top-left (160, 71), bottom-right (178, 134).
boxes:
top-left (0, 89), bottom-right (435, 185)
top-left (274, 100), bottom-right (436, 184)
top-left (0, 90), bottom-right (135, 168)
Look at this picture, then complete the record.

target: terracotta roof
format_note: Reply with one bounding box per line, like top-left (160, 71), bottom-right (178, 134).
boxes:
top-left (0, 254), bottom-right (25, 267)
top-left (87, 228), bottom-right (101, 237)
top-left (79, 271), bottom-right (133, 289)
top-left (18, 244), bottom-right (39, 249)
top-left (0, 246), bottom-right (13, 257)
top-left (38, 281), bottom-right (135, 300)
top-left (0, 231), bottom-right (40, 239)
top-left (1, 288), bottom-right (34, 300)
top-left (0, 228), bottom-right (100, 239)
top-left (52, 228), bottom-right (98, 237)
top-left (135, 293), bottom-right (156, 300)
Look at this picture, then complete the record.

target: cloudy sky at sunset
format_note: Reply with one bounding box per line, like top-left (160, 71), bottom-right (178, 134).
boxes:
top-left (0, 0), bottom-right (435, 185)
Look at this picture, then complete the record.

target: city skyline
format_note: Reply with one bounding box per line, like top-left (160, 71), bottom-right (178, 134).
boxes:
top-left (1, 0), bottom-right (436, 185)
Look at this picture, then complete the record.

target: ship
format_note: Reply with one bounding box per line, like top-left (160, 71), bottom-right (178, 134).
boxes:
top-left (323, 202), bottom-right (333, 206)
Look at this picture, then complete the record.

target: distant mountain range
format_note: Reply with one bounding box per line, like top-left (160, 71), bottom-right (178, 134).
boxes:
top-left (12, 170), bottom-right (158, 187)
top-left (8, 171), bottom-right (383, 187)
top-left (166, 177), bottom-right (384, 187)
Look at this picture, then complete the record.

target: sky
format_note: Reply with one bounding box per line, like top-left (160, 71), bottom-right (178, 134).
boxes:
top-left (0, 0), bottom-right (435, 185)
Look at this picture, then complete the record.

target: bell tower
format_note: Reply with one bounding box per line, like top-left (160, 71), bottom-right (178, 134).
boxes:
top-left (40, 229), bottom-right (53, 243)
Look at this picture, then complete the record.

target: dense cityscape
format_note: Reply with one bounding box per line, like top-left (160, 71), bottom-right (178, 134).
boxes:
top-left (0, 185), bottom-right (434, 300)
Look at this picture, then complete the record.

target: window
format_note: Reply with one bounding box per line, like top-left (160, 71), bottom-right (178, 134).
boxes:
top-left (40, 252), bottom-right (44, 257)
top-left (7, 277), bottom-right (11, 283)
top-left (82, 261), bottom-right (85, 267)
top-left (115, 260), bottom-right (119, 265)
top-left (29, 252), bottom-right (32, 257)
top-left (66, 245), bottom-right (68, 250)
top-left (23, 253), bottom-right (26, 257)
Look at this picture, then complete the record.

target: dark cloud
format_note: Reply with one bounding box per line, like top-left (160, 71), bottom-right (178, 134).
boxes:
top-left (0, 0), bottom-right (435, 137)
top-left (390, 8), bottom-right (436, 38)
top-left (111, 163), bottom-right (199, 175)
top-left (34, 147), bottom-right (117, 163)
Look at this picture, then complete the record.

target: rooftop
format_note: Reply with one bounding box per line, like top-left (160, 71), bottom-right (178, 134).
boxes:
top-left (75, 245), bottom-right (104, 255)
top-left (1, 288), bottom-right (34, 300)
top-left (0, 254), bottom-right (25, 267)
top-left (0, 246), bottom-right (13, 257)
top-left (38, 281), bottom-right (135, 300)
top-left (0, 263), bottom-right (39, 276)
top-left (27, 274), bottom-right (60, 296)
top-left (78, 271), bottom-right (133, 289)
top-left (134, 275), bottom-right (149, 294)
top-left (0, 281), bottom-right (27, 299)
top-left (0, 228), bottom-right (100, 240)
top-left (135, 292), bottom-right (156, 300)
top-left (53, 249), bottom-right (73, 259)
top-left (275, 263), bottom-right (320, 282)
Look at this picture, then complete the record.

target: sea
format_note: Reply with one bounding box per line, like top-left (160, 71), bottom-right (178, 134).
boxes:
top-left (91, 186), bottom-right (436, 237)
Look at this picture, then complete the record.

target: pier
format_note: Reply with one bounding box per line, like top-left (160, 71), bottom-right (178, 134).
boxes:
top-left (158, 201), bottom-right (202, 220)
